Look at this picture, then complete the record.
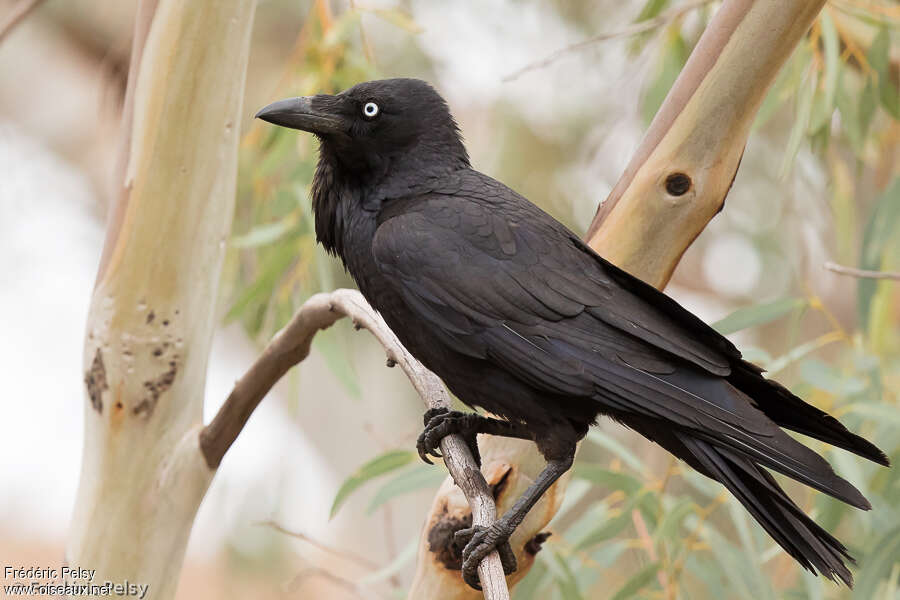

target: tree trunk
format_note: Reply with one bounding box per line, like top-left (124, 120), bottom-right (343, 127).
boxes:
top-left (408, 1), bottom-right (826, 597)
top-left (66, 1), bottom-right (256, 598)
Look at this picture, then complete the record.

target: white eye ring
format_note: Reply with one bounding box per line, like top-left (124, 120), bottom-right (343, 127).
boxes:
top-left (363, 102), bottom-right (380, 118)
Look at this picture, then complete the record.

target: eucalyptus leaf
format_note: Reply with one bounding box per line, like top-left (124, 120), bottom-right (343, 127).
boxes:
top-left (655, 497), bottom-right (695, 541)
top-left (868, 27), bottom-right (900, 119)
top-left (609, 561), bottom-right (660, 600)
top-left (314, 323), bottom-right (362, 398)
top-left (573, 465), bottom-right (643, 495)
top-left (366, 463), bottom-right (447, 514)
top-left (641, 31), bottom-right (688, 125)
top-left (329, 450), bottom-right (415, 519)
top-left (586, 430), bottom-right (647, 474)
top-left (857, 178), bottom-right (900, 327)
top-left (359, 538), bottom-right (418, 584)
top-left (711, 297), bottom-right (806, 335)
top-left (513, 560), bottom-right (551, 600)
top-left (809, 11), bottom-right (839, 133)
top-left (799, 358), bottom-right (867, 396)
top-left (781, 69), bottom-right (815, 176)
top-left (231, 219), bottom-right (294, 248)
top-left (853, 525), bottom-right (900, 600)
top-left (860, 78), bottom-right (878, 138)
top-left (551, 551), bottom-right (585, 600)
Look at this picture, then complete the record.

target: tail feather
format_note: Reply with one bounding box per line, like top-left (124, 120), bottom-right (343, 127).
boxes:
top-left (730, 361), bottom-right (889, 467)
top-left (679, 435), bottom-right (855, 585)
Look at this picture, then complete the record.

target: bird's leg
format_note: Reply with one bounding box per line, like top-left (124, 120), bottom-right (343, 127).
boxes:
top-left (417, 407), bottom-right (533, 468)
top-left (455, 431), bottom-right (577, 589)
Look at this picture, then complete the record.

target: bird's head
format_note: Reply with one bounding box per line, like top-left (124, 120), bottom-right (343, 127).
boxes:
top-left (255, 78), bottom-right (469, 179)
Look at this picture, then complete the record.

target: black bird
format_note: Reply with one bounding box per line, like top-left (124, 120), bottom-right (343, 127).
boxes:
top-left (256, 78), bottom-right (889, 589)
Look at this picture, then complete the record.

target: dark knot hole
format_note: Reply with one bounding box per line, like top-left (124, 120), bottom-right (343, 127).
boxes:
top-left (665, 172), bottom-right (692, 196)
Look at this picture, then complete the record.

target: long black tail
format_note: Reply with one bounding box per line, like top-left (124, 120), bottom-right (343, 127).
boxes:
top-left (621, 411), bottom-right (875, 586)
top-left (678, 434), bottom-right (856, 585)
top-left (730, 361), bottom-right (890, 467)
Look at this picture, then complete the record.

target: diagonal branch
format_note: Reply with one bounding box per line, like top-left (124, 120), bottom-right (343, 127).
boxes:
top-left (824, 262), bottom-right (900, 281)
top-left (0, 0), bottom-right (45, 46)
top-left (199, 288), bottom-right (510, 600)
top-left (503, 0), bottom-right (712, 82)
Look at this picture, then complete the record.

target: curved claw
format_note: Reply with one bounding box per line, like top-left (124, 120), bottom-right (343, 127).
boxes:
top-left (423, 406), bottom-right (449, 426)
top-left (454, 522), bottom-right (517, 589)
top-left (416, 408), bottom-right (481, 468)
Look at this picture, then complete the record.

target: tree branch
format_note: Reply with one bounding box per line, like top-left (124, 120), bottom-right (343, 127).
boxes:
top-left (503, 0), bottom-right (712, 82)
top-left (586, 0), bottom-right (825, 288)
top-left (0, 0), bottom-right (45, 46)
top-left (824, 261), bottom-right (900, 280)
top-left (199, 289), bottom-right (510, 600)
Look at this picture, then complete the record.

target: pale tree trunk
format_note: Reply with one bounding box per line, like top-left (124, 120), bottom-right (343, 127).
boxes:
top-left (67, 1), bottom-right (257, 597)
top-left (409, 1), bottom-right (827, 598)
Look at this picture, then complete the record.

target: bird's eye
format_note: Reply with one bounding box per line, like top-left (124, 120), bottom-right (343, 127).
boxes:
top-left (362, 102), bottom-right (380, 119)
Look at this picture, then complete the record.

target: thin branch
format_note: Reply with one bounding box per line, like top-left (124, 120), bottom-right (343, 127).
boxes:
top-left (0, 0), bottom-right (45, 45)
top-left (824, 262), bottom-right (900, 281)
top-left (503, 0), bottom-right (712, 82)
top-left (200, 289), bottom-right (510, 600)
top-left (257, 520), bottom-right (381, 571)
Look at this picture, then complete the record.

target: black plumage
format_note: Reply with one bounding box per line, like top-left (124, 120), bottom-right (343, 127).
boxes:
top-left (256, 78), bottom-right (889, 589)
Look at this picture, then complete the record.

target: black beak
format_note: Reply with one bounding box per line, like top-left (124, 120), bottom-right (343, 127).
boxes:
top-left (254, 96), bottom-right (347, 135)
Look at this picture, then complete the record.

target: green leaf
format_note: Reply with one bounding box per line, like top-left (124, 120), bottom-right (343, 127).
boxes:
top-left (799, 571), bottom-right (825, 600)
top-left (799, 359), bottom-right (867, 396)
top-left (550, 551), bottom-right (585, 600)
top-left (843, 403), bottom-right (900, 428)
top-left (330, 450), bottom-right (415, 519)
top-left (858, 178), bottom-right (900, 328)
top-left (635, 0), bottom-right (670, 21)
top-left (655, 498), bottom-right (696, 541)
top-left (610, 561), bottom-right (660, 600)
top-left (868, 27), bottom-right (900, 119)
top-left (780, 68), bottom-right (816, 176)
top-left (641, 30), bottom-right (688, 125)
top-left (809, 11), bottom-right (840, 134)
top-left (765, 335), bottom-right (836, 376)
top-left (575, 490), bottom-right (653, 551)
top-left (359, 538), bottom-right (418, 584)
top-left (585, 430), bottom-right (647, 474)
top-left (837, 76), bottom-right (864, 154)
top-left (314, 324), bottom-right (362, 398)
top-left (854, 525), bottom-right (900, 600)
top-left (367, 463), bottom-right (447, 514)
top-left (860, 77), bottom-right (878, 138)
top-left (225, 239), bottom-right (298, 322)
top-left (513, 560), bottom-right (551, 600)
top-left (868, 28), bottom-right (890, 79)
top-left (755, 46), bottom-right (807, 131)
top-left (573, 465), bottom-right (643, 495)
top-left (685, 554), bottom-right (730, 600)
top-left (575, 511), bottom-right (633, 550)
top-left (231, 219), bottom-right (294, 248)
top-left (711, 297), bottom-right (807, 335)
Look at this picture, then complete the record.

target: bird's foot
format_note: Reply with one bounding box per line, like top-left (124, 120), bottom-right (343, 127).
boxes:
top-left (454, 519), bottom-right (518, 589)
top-left (417, 407), bottom-right (481, 467)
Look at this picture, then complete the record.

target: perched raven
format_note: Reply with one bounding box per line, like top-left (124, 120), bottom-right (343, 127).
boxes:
top-left (257, 78), bottom-right (889, 589)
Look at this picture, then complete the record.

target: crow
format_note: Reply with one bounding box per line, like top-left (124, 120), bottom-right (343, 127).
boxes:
top-left (256, 78), bottom-right (889, 589)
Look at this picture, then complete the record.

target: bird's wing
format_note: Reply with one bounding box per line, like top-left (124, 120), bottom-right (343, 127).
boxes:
top-left (371, 176), bottom-right (869, 509)
top-left (373, 171), bottom-right (740, 380)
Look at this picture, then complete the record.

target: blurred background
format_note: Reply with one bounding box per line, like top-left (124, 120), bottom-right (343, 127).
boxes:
top-left (0, 0), bottom-right (898, 598)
